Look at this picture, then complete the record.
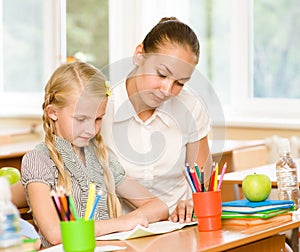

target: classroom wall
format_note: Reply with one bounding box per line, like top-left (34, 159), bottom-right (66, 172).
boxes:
top-left (223, 126), bottom-right (300, 140)
top-left (0, 118), bottom-right (43, 144)
top-left (1, 118), bottom-right (299, 144)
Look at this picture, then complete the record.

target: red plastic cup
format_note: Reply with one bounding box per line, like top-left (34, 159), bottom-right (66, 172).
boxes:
top-left (192, 190), bottom-right (222, 232)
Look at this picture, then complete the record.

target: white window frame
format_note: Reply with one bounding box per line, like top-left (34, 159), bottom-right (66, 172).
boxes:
top-left (0, 0), bottom-right (65, 117)
top-left (110, 0), bottom-right (300, 129)
top-left (1, 0), bottom-right (299, 128)
top-left (228, 0), bottom-right (300, 129)
top-left (108, 0), bottom-right (190, 63)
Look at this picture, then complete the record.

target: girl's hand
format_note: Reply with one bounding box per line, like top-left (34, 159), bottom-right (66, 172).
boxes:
top-left (94, 210), bottom-right (149, 237)
top-left (117, 210), bottom-right (149, 231)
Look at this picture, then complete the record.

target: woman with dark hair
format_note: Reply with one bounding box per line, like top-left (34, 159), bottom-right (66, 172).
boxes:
top-left (102, 17), bottom-right (212, 223)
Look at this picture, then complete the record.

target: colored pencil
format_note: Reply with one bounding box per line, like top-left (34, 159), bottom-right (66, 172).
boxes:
top-left (50, 191), bottom-right (63, 221)
top-left (89, 190), bottom-right (102, 220)
top-left (68, 195), bottom-right (79, 221)
top-left (200, 166), bottom-right (205, 192)
top-left (213, 163), bottom-right (219, 191)
top-left (208, 163), bottom-right (216, 191)
top-left (184, 166), bottom-right (196, 193)
top-left (189, 167), bottom-right (201, 192)
top-left (217, 162), bottom-right (227, 190)
top-left (85, 183), bottom-right (96, 220)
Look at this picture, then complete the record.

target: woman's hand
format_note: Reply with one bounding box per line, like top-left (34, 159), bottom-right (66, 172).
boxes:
top-left (169, 199), bottom-right (195, 223)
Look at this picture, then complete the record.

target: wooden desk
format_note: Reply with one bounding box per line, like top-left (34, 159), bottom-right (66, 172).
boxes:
top-left (40, 218), bottom-right (299, 251)
top-left (93, 218), bottom-right (300, 252)
top-left (221, 160), bottom-right (300, 251)
top-left (0, 141), bottom-right (38, 171)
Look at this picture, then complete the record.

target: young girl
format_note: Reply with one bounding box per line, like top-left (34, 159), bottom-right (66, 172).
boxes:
top-left (21, 61), bottom-right (169, 248)
top-left (101, 17), bottom-right (212, 223)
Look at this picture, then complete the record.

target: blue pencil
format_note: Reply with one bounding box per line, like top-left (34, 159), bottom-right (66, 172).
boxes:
top-left (89, 192), bottom-right (102, 220)
top-left (184, 166), bottom-right (196, 193)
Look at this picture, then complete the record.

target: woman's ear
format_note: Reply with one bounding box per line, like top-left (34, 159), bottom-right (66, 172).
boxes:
top-left (133, 44), bottom-right (145, 66)
top-left (46, 105), bottom-right (58, 121)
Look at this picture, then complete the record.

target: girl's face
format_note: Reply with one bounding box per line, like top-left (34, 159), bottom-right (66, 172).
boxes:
top-left (132, 44), bottom-right (197, 108)
top-left (53, 95), bottom-right (107, 147)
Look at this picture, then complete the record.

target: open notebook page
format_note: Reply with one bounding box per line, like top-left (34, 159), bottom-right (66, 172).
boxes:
top-left (96, 220), bottom-right (197, 241)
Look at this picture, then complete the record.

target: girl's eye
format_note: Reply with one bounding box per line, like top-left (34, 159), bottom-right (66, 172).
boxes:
top-left (157, 71), bottom-right (167, 78)
top-left (74, 117), bottom-right (86, 122)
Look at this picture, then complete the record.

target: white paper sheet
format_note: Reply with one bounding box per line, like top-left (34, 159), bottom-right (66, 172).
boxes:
top-left (96, 220), bottom-right (197, 241)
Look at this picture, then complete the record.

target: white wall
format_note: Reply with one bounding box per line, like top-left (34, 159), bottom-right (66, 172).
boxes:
top-left (109, 0), bottom-right (190, 63)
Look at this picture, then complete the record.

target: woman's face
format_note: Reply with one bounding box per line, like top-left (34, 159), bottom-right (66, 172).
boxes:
top-left (132, 45), bottom-right (197, 109)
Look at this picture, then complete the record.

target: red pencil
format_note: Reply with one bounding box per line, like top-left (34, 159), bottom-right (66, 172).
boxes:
top-left (208, 165), bottom-right (216, 191)
top-left (189, 167), bottom-right (202, 192)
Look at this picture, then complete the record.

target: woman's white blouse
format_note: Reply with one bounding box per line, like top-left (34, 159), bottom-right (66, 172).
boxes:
top-left (101, 81), bottom-right (210, 213)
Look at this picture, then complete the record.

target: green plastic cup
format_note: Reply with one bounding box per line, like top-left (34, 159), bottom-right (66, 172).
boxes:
top-left (60, 219), bottom-right (95, 252)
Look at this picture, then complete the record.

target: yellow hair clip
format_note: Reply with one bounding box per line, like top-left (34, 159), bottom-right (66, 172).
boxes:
top-left (105, 81), bottom-right (111, 96)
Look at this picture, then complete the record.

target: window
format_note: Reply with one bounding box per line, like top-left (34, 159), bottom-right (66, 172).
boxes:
top-left (0, 0), bottom-right (62, 116)
top-left (1, 0), bottom-right (299, 126)
top-left (253, 0), bottom-right (299, 99)
top-left (66, 0), bottom-right (108, 70)
top-left (230, 0), bottom-right (300, 125)
top-left (109, 0), bottom-right (300, 127)
top-left (0, 0), bottom-right (108, 117)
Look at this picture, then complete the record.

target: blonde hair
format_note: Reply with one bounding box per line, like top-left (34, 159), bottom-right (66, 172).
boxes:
top-left (42, 61), bottom-right (121, 218)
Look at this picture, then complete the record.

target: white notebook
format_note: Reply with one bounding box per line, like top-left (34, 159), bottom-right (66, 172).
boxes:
top-left (96, 220), bottom-right (197, 241)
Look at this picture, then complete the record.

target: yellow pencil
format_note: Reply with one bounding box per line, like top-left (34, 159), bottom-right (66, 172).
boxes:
top-left (84, 183), bottom-right (96, 220)
top-left (213, 163), bottom-right (219, 191)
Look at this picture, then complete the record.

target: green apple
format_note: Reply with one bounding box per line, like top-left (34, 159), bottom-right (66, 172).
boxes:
top-left (242, 173), bottom-right (271, 202)
top-left (0, 167), bottom-right (21, 185)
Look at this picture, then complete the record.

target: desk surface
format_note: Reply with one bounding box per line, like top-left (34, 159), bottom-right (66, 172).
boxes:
top-left (222, 159), bottom-right (300, 186)
top-left (93, 217), bottom-right (300, 252)
top-left (0, 141), bottom-right (38, 159)
top-left (41, 217), bottom-right (300, 252)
